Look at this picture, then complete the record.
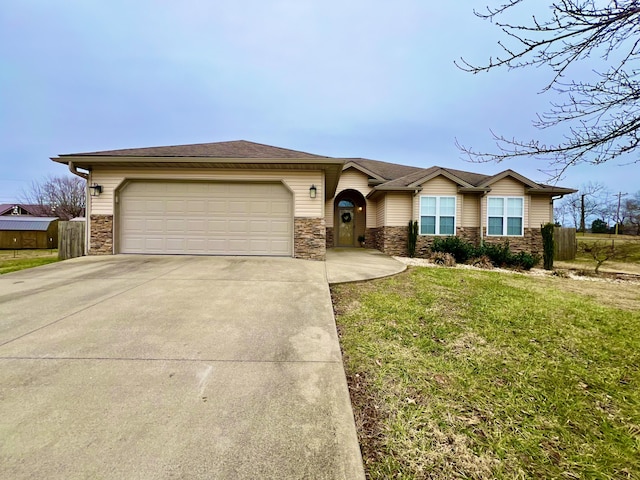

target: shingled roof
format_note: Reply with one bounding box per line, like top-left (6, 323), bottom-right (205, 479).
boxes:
top-left (345, 158), bottom-right (424, 181)
top-left (0, 204), bottom-right (54, 216)
top-left (52, 140), bottom-right (575, 196)
top-left (59, 140), bottom-right (329, 159)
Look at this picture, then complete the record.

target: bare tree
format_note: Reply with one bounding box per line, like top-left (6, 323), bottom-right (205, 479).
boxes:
top-left (623, 192), bottom-right (640, 234)
top-left (456, 1), bottom-right (640, 179)
top-left (553, 182), bottom-right (608, 231)
top-left (21, 175), bottom-right (86, 221)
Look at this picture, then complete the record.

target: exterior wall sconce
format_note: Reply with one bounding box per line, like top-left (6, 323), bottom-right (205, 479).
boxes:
top-left (309, 185), bottom-right (317, 199)
top-left (89, 183), bottom-right (103, 197)
top-left (357, 206), bottom-right (363, 212)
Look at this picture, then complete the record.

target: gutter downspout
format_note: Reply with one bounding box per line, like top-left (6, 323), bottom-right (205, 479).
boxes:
top-left (67, 161), bottom-right (90, 255)
top-left (68, 161), bottom-right (89, 180)
top-left (479, 192), bottom-right (487, 244)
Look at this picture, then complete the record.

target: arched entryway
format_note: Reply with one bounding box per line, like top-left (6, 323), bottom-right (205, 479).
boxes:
top-left (334, 189), bottom-right (366, 247)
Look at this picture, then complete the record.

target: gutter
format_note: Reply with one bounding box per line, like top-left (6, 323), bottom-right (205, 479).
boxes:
top-left (66, 160), bottom-right (90, 256)
top-left (479, 191), bottom-right (487, 244)
top-left (68, 161), bottom-right (89, 180)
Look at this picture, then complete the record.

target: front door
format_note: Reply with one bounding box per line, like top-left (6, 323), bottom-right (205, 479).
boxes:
top-left (337, 205), bottom-right (355, 246)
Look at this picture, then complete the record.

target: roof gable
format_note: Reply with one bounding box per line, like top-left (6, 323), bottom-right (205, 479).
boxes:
top-left (380, 166), bottom-right (488, 189)
top-left (479, 169), bottom-right (540, 189)
top-left (0, 204), bottom-right (53, 216)
top-left (346, 158), bottom-right (423, 181)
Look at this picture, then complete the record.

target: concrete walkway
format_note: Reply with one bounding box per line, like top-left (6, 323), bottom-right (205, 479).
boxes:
top-left (325, 248), bottom-right (406, 284)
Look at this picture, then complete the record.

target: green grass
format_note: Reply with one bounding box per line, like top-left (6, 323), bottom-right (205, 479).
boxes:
top-left (576, 234), bottom-right (640, 264)
top-left (332, 267), bottom-right (640, 479)
top-left (0, 250), bottom-right (59, 274)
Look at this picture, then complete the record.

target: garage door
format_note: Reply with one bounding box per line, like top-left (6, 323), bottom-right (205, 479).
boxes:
top-left (119, 181), bottom-right (292, 255)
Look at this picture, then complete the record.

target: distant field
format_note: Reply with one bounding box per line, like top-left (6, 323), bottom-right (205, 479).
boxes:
top-left (0, 249), bottom-right (59, 274)
top-left (557, 233), bottom-right (640, 275)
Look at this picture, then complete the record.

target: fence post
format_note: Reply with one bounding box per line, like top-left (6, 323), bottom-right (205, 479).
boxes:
top-left (553, 227), bottom-right (577, 261)
top-left (58, 221), bottom-right (86, 260)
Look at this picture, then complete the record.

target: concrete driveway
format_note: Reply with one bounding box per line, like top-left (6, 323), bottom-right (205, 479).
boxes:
top-left (0, 255), bottom-right (365, 479)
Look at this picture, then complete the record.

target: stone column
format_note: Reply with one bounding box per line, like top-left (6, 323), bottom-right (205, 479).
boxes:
top-left (89, 214), bottom-right (114, 255)
top-left (294, 217), bottom-right (326, 260)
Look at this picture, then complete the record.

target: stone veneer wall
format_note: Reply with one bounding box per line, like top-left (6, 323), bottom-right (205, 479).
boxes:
top-left (365, 228), bottom-right (382, 252)
top-left (457, 227), bottom-right (480, 247)
top-left (373, 226), bottom-right (409, 257)
top-left (90, 214), bottom-right (114, 255)
top-left (413, 227), bottom-right (483, 258)
top-left (382, 225), bottom-right (547, 259)
top-left (294, 217), bottom-right (326, 261)
top-left (325, 227), bottom-right (334, 249)
top-left (483, 228), bottom-right (543, 256)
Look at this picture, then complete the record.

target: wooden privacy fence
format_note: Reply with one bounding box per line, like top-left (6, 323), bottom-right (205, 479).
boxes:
top-left (554, 227), bottom-right (577, 261)
top-left (58, 221), bottom-right (85, 260)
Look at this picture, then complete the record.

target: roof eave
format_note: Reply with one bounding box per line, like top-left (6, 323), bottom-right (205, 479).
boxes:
top-left (366, 186), bottom-right (421, 200)
top-left (458, 187), bottom-right (491, 193)
top-left (527, 187), bottom-right (578, 196)
top-left (52, 156), bottom-right (345, 201)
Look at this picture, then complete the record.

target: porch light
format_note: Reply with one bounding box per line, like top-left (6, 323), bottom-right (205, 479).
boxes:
top-left (309, 184), bottom-right (317, 199)
top-left (89, 183), bottom-right (103, 197)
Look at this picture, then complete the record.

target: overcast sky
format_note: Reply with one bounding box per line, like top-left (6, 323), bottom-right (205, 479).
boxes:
top-left (1, 0), bottom-right (637, 203)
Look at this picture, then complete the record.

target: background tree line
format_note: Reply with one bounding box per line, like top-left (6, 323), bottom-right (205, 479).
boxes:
top-left (555, 183), bottom-right (640, 235)
top-left (20, 175), bottom-right (85, 221)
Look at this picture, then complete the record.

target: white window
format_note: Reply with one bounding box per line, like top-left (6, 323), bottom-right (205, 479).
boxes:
top-left (487, 197), bottom-right (524, 236)
top-left (420, 196), bottom-right (456, 235)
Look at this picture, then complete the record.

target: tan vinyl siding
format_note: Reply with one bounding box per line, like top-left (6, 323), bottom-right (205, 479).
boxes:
top-left (366, 201), bottom-right (378, 228)
top-left (336, 168), bottom-right (372, 195)
top-left (530, 196), bottom-right (553, 227)
top-left (90, 168), bottom-right (323, 217)
top-left (488, 177), bottom-right (525, 196)
top-left (377, 196), bottom-right (386, 227)
top-left (330, 166), bottom-right (377, 228)
top-left (385, 193), bottom-right (413, 226)
top-left (413, 175), bottom-right (463, 226)
top-left (462, 194), bottom-right (480, 227)
top-left (325, 199), bottom-right (334, 226)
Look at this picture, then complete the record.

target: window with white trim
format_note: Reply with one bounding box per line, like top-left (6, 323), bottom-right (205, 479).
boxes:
top-left (487, 197), bottom-right (524, 236)
top-left (420, 196), bottom-right (456, 235)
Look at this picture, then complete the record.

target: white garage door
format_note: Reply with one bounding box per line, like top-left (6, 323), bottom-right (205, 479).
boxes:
top-left (119, 181), bottom-right (292, 255)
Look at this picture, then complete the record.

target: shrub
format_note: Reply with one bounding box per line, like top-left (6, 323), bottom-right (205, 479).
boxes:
top-left (511, 251), bottom-right (540, 270)
top-left (541, 223), bottom-right (555, 270)
top-left (431, 252), bottom-right (456, 267)
top-left (431, 236), bottom-right (474, 263)
top-left (477, 241), bottom-right (513, 267)
top-left (407, 221), bottom-right (418, 258)
top-left (470, 255), bottom-right (493, 269)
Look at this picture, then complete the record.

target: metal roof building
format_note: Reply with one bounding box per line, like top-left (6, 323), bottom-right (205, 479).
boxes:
top-left (0, 217), bottom-right (59, 249)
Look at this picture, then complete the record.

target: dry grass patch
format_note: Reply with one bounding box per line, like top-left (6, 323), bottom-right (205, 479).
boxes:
top-left (0, 249), bottom-right (59, 274)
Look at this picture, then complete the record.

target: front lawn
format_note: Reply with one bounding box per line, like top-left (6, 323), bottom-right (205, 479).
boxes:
top-left (332, 267), bottom-right (640, 479)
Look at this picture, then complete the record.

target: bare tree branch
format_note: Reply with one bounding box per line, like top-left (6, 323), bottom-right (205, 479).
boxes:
top-left (20, 175), bottom-right (86, 221)
top-left (456, 1), bottom-right (640, 179)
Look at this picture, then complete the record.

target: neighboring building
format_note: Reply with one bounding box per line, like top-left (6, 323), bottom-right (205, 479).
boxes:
top-left (51, 140), bottom-right (576, 260)
top-left (0, 216), bottom-right (59, 249)
top-left (0, 204), bottom-right (54, 217)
